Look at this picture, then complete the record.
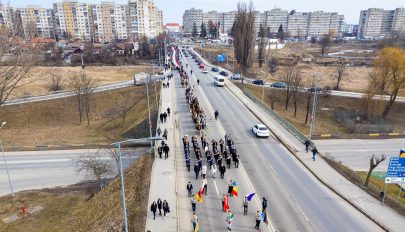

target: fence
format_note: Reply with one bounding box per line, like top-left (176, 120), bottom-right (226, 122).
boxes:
top-left (240, 87), bottom-right (312, 147)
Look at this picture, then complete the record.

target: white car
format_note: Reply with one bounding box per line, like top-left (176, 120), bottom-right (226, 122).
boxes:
top-left (214, 76), bottom-right (225, 87)
top-left (252, 124), bottom-right (270, 137)
top-left (202, 69), bottom-right (209, 73)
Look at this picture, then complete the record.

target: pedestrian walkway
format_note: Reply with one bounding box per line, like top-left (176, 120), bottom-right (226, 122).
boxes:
top-left (224, 76), bottom-right (405, 232)
top-left (145, 76), bottom-right (177, 232)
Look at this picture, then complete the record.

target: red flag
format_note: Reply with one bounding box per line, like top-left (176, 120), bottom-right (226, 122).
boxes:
top-left (223, 194), bottom-right (230, 212)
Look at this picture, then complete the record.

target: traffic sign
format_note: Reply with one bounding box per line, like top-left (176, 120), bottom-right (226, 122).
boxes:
top-left (385, 157), bottom-right (405, 183)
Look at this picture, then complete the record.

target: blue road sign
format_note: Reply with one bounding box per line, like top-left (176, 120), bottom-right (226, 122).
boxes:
top-left (385, 157), bottom-right (405, 183)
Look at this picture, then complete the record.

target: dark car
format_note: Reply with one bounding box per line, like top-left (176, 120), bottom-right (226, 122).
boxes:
top-left (270, 82), bottom-right (287, 88)
top-left (211, 67), bottom-right (219, 72)
top-left (308, 86), bottom-right (323, 93)
top-left (219, 71), bottom-right (229, 76)
top-left (252, 80), bottom-right (265, 85)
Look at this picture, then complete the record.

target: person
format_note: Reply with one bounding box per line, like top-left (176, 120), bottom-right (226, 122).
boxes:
top-left (194, 163), bottom-right (200, 179)
top-left (262, 197), bottom-right (268, 211)
top-left (191, 213), bottom-right (198, 231)
top-left (162, 200), bottom-right (170, 219)
top-left (214, 110), bottom-right (219, 120)
top-left (304, 139), bottom-right (311, 153)
top-left (163, 128), bottom-right (168, 140)
top-left (197, 158), bottom-right (203, 171)
top-left (222, 194), bottom-right (226, 210)
top-left (211, 163), bottom-right (217, 178)
top-left (157, 145), bottom-right (163, 159)
top-left (202, 177), bottom-right (208, 195)
top-left (201, 163), bottom-right (207, 178)
top-left (191, 195), bottom-right (197, 212)
top-left (191, 70), bottom-right (193, 75)
top-left (157, 127), bottom-right (162, 137)
top-left (159, 113), bottom-right (164, 123)
top-left (234, 154), bottom-right (239, 168)
top-left (150, 201), bottom-right (157, 220)
top-left (163, 112), bottom-right (168, 122)
top-left (163, 144), bottom-right (170, 159)
top-left (157, 198), bottom-right (163, 216)
top-left (187, 181), bottom-right (193, 197)
top-left (186, 153), bottom-right (191, 172)
top-left (312, 146), bottom-right (318, 161)
top-left (226, 210), bottom-right (233, 231)
top-left (167, 107), bottom-right (171, 116)
top-left (197, 79), bottom-right (200, 85)
top-left (220, 164), bottom-right (226, 179)
top-left (255, 211), bottom-right (261, 230)
top-left (226, 154), bottom-right (232, 169)
top-left (228, 180), bottom-right (234, 196)
top-left (242, 197), bottom-right (249, 215)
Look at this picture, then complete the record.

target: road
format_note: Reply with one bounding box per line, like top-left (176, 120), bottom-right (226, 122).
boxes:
top-left (0, 147), bottom-right (148, 196)
top-left (314, 139), bottom-right (405, 172)
top-left (174, 51), bottom-right (382, 231)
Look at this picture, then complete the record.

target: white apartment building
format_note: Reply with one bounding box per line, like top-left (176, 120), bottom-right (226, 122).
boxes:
top-left (308, 11), bottom-right (344, 37)
top-left (392, 8), bottom-right (405, 33)
top-left (358, 8), bottom-right (405, 38)
top-left (287, 12), bottom-right (310, 37)
top-left (19, 6), bottom-right (55, 40)
top-left (221, 11), bottom-right (236, 34)
top-left (342, 23), bottom-right (357, 35)
top-left (0, 4), bottom-right (13, 30)
top-left (90, 3), bottom-right (127, 43)
top-left (263, 8), bottom-right (288, 34)
top-left (127, 0), bottom-right (163, 39)
top-left (182, 8), bottom-right (203, 34)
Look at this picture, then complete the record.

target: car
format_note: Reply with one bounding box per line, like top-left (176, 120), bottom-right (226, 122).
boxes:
top-left (252, 124), bottom-right (270, 137)
top-left (211, 67), bottom-right (219, 72)
top-left (219, 71), bottom-right (229, 76)
top-left (252, 80), bottom-right (265, 85)
top-left (199, 63), bottom-right (205, 69)
top-left (308, 86), bottom-right (324, 93)
top-left (270, 82), bottom-right (287, 88)
top-left (231, 73), bottom-right (241, 80)
top-left (202, 69), bottom-right (209, 73)
top-left (214, 76), bottom-right (225, 86)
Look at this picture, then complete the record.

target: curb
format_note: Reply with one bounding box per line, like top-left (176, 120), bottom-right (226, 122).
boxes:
top-left (3, 142), bottom-right (149, 152)
top-left (311, 133), bottom-right (405, 140)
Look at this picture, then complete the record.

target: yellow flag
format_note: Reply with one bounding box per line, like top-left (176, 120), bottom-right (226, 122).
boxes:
top-left (194, 223), bottom-right (199, 232)
top-left (195, 193), bottom-right (202, 203)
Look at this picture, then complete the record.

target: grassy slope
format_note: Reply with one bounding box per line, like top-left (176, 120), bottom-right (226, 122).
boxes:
top-left (0, 152), bottom-right (154, 232)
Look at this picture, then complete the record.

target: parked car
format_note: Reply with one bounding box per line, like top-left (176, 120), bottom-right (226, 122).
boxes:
top-left (211, 67), bottom-right (219, 72)
top-left (251, 124), bottom-right (270, 137)
top-left (199, 63), bottom-right (205, 69)
top-left (308, 86), bottom-right (324, 93)
top-left (219, 71), bottom-right (229, 76)
top-left (231, 73), bottom-right (241, 80)
top-left (252, 79), bottom-right (265, 85)
top-left (270, 82), bottom-right (287, 88)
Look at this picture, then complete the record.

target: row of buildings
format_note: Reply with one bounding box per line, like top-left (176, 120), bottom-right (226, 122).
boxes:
top-left (0, 0), bottom-right (163, 42)
top-left (183, 7), bottom-right (405, 39)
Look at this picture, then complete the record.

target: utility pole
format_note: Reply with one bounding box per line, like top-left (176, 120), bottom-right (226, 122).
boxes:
top-left (0, 122), bottom-right (13, 196)
top-left (309, 76), bottom-right (319, 139)
top-left (116, 142), bottom-right (128, 232)
top-left (146, 73), bottom-right (153, 148)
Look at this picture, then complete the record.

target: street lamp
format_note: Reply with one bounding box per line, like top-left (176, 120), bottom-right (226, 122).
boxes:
top-left (0, 122), bottom-right (14, 196)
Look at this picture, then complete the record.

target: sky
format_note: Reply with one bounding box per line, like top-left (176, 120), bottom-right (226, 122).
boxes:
top-left (6, 0), bottom-right (405, 24)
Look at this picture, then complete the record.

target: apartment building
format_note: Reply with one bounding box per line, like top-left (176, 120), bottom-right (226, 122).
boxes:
top-left (90, 2), bottom-right (127, 43)
top-left (392, 8), bottom-right (405, 33)
top-left (308, 11), bottom-right (344, 37)
top-left (262, 8), bottom-right (288, 34)
top-left (19, 6), bottom-right (55, 40)
top-left (0, 4), bottom-right (13, 30)
top-left (287, 12), bottom-right (310, 37)
top-left (127, 0), bottom-right (163, 39)
top-left (182, 8), bottom-right (203, 34)
top-left (342, 23), bottom-right (357, 35)
top-left (358, 8), bottom-right (405, 38)
top-left (221, 11), bottom-right (237, 34)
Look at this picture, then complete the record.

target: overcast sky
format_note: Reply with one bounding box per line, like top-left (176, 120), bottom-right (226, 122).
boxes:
top-left (8, 0), bottom-right (405, 24)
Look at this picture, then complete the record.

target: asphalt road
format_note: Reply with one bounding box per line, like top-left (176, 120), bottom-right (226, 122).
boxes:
top-left (175, 52), bottom-right (382, 232)
top-left (0, 147), bottom-right (148, 196)
top-left (314, 139), bottom-right (405, 172)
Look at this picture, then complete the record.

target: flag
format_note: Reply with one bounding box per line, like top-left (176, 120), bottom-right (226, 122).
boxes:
top-left (232, 181), bottom-right (237, 186)
top-left (229, 213), bottom-right (234, 220)
top-left (246, 192), bottom-right (255, 201)
top-left (224, 194), bottom-right (230, 212)
top-left (194, 223), bottom-right (199, 232)
top-left (231, 185), bottom-right (239, 196)
top-left (400, 149), bottom-right (405, 158)
top-left (196, 189), bottom-right (203, 203)
top-left (262, 210), bottom-right (269, 225)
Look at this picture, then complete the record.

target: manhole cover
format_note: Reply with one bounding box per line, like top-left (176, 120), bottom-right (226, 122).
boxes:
top-left (162, 171), bottom-right (172, 175)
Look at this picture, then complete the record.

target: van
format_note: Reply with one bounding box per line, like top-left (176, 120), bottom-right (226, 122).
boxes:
top-left (214, 76), bottom-right (225, 87)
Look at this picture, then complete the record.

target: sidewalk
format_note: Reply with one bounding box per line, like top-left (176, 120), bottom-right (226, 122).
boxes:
top-left (225, 78), bottom-right (405, 232)
top-left (145, 76), bottom-right (177, 232)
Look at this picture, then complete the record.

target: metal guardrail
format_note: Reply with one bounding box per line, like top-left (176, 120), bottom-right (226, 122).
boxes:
top-left (241, 87), bottom-right (310, 145)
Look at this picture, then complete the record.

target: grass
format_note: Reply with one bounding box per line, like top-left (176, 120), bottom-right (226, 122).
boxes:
top-left (0, 85), bottom-right (160, 148)
top-left (7, 65), bottom-right (149, 99)
top-left (235, 82), bottom-right (405, 136)
top-left (0, 151), bottom-right (154, 232)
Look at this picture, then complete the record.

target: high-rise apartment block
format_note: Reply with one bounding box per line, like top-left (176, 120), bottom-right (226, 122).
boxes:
top-left (182, 8), bottom-right (203, 34)
top-left (262, 8), bottom-right (288, 34)
top-left (18, 6), bottom-right (55, 40)
top-left (358, 8), bottom-right (405, 38)
top-left (286, 12), bottom-right (310, 37)
top-left (127, 0), bottom-right (163, 39)
top-left (0, 4), bottom-right (13, 30)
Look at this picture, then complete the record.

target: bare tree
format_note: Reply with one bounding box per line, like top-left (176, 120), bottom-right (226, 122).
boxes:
top-left (69, 71), bottom-right (94, 125)
top-left (46, 69), bottom-right (64, 92)
top-left (280, 60), bottom-right (299, 110)
top-left (304, 76), bottom-right (317, 124)
top-left (364, 154), bottom-right (386, 189)
top-left (0, 31), bottom-right (41, 104)
top-left (331, 58), bottom-right (347, 90)
top-left (258, 24), bottom-right (265, 68)
top-left (106, 148), bottom-right (121, 176)
top-left (291, 71), bottom-right (302, 117)
top-left (76, 150), bottom-right (114, 192)
top-left (320, 31), bottom-right (334, 56)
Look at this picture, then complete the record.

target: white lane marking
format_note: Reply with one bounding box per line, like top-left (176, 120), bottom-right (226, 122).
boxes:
top-left (296, 203), bottom-right (310, 222)
top-left (213, 179), bottom-right (219, 196)
top-left (268, 163), bottom-right (278, 176)
top-left (251, 139), bottom-right (258, 147)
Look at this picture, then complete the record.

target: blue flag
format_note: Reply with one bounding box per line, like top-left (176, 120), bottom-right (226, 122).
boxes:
top-left (246, 192), bottom-right (255, 201)
top-left (262, 210), bottom-right (269, 225)
top-left (232, 181), bottom-right (237, 186)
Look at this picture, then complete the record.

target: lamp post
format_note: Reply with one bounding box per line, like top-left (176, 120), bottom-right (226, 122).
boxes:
top-left (116, 142), bottom-right (128, 232)
top-left (0, 122), bottom-right (14, 196)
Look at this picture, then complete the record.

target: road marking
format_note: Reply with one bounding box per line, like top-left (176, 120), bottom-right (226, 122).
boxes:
top-left (268, 163), bottom-right (278, 176)
top-left (296, 203), bottom-right (310, 222)
top-left (213, 179), bottom-right (219, 196)
top-left (251, 139), bottom-right (258, 147)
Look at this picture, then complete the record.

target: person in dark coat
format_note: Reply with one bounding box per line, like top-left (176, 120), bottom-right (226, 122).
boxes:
top-left (157, 198), bottom-right (163, 216)
top-left (151, 201), bottom-right (157, 220)
top-left (163, 112), bottom-right (168, 122)
top-left (163, 144), bottom-right (170, 159)
top-left (194, 163), bottom-right (199, 179)
top-left (187, 181), bottom-right (193, 197)
top-left (162, 200), bottom-right (170, 219)
top-left (262, 197), bottom-right (268, 211)
top-left (305, 139), bottom-right (311, 153)
top-left (158, 145), bottom-right (163, 159)
top-left (220, 164), bottom-right (226, 179)
top-left (159, 113), bottom-right (164, 123)
top-left (312, 146), bottom-right (318, 161)
top-left (186, 154), bottom-right (191, 172)
top-left (167, 107), bottom-right (171, 116)
top-left (228, 180), bottom-right (234, 196)
top-left (234, 154), bottom-right (240, 168)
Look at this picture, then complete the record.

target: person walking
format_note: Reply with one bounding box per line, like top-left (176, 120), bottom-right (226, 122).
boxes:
top-left (157, 145), bottom-right (163, 159)
top-left (163, 112), bottom-right (168, 122)
top-left (211, 163), bottom-right (217, 178)
top-left (197, 158), bottom-right (203, 172)
top-left (255, 211), bottom-right (261, 230)
top-left (234, 154), bottom-right (239, 168)
top-left (150, 201), bottom-right (157, 220)
top-left (162, 200), bottom-right (170, 219)
top-left (312, 146), bottom-right (318, 161)
top-left (186, 154), bottom-right (191, 172)
top-left (167, 107), bottom-right (171, 116)
top-left (191, 213), bottom-right (198, 231)
top-left (214, 110), bottom-right (219, 120)
top-left (201, 163), bottom-right (207, 178)
top-left (187, 181), bottom-right (193, 197)
top-left (262, 197), bottom-right (268, 211)
top-left (242, 197), bottom-right (249, 215)
top-left (163, 128), bottom-right (168, 140)
top-left (228, 180), bottom-right (234, 196)
top-left (191, 195), bottom-right (197, 212)
top-left (163, 144), bottom-right (170, 159)
top-left (220, 164), bottom-right (226, 179)
top-left (197, 79), bottom-right (200, 85)
top-left (202, 177), bottom-right (208, 195)
top-left (159, 113), bottom-right (164, 123)
top-left (157, 127), bottom-right (162, 137)
top-left (194, 163), bottom-right (200, 179)
top-left (304, 139), bottom-right (311, 153)
top-left (157, 198), bottom-right (163, 216)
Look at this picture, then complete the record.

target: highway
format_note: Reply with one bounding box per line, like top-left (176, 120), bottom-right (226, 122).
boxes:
top-left (174, 50), bottom-right (383, 231)
top-left (0, 148), bottom-right (148, 196)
